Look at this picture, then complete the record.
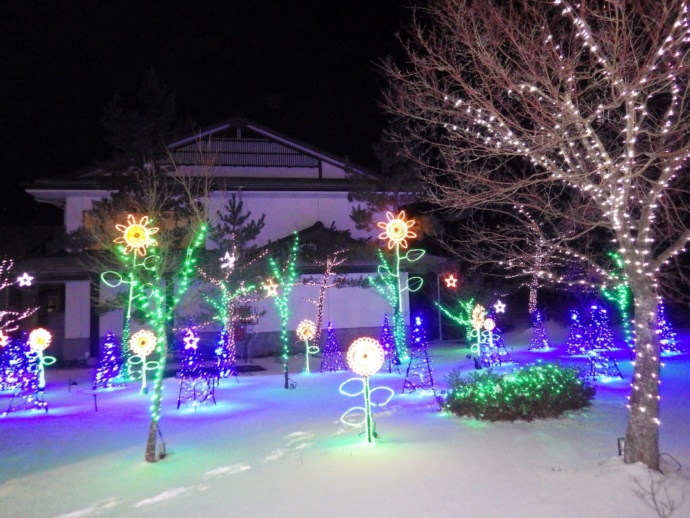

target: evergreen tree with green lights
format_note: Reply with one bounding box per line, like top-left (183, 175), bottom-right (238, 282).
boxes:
top-left (200, 194), bottom-right (267, 378)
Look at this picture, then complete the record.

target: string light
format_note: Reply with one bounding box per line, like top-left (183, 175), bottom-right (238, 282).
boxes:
top-left (16, 273), bottom-right (33, 287)
top-left (402, 315), bottom-right (439, 404)
top-left (340, 337), bottom-right (394, 443)
top-left (374, 211), bottom-right (425, 362)
top-left (320, 322), bottom-right (348, 373)
top-left (28, 328), bottom-right (55, 390)
top-left (114, 214), bottom-right (159, 256)
top-left (129, 329), bottom-right (157, 394)
top-left (267, 232), bottom-right (300, 389)
top-left (443, 273), bottom-right (458, 288)
top-left (93, 330), bottom-right (123, 389)
top-left (296, 319), bottom-right (319, 374)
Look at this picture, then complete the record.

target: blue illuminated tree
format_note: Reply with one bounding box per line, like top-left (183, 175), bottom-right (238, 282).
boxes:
top-left (379, 313), bottom-right (400, 373)
top-left (565, 310), bottom-right (587, 355)
top-left (178, 326), bottom-right (203, 377)
top-left (93, 330), bottom-right (123, 389)
top-left (586, 304), bottom-right (615, 351)
top-left (528, 310), bottom-right (550, 350)
top-left (320, 322), bottom-right (347, 372)
top-left (658, 302), bottom-right (680, 354)
top-left (402, 315), bottom-right (437, 396)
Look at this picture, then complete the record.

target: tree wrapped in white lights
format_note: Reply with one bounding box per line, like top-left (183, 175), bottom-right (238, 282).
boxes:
top-left (384, 0), bottom-right (690, 469)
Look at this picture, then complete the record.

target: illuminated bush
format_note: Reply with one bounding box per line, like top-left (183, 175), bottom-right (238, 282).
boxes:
top-left (444, 362), bottom-right (595, 421)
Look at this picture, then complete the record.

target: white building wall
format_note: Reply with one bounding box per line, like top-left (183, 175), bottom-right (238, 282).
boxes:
top-left (63, 280), bottom-right (92, 360)
top-left (64, 193), bottom-right (109, 232)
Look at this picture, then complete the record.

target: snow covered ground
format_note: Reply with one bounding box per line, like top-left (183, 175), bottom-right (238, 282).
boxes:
top-left (1, 323), bottom-right (689, 518)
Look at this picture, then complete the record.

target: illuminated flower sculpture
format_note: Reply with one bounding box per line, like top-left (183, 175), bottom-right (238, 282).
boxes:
top-left (296, 319), bottom-right (319, 374)
top-left (469, 304), bottom-right (486, 354)
top-left (114, 214), bottom-right (159, 257)
top-left (378, 210), bottom-right (417, 249)
top-left (373, 211), bottom-right (425, 362)
top-left (0, 330), bottom-right (9, 348)
top-left (28, 328), bottom-right (56, 390)
top-left (346, 337), bottom-right (385, 377)
top-left (28, 328), bottom-right (52, 352)
top-left (129, 329), bottom-right (158, 394)
top-left (339, 337), bottom-right (393, 443)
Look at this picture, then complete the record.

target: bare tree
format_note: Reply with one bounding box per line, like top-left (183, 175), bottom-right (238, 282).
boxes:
top-left (383, 0), bottom-right (690, 469)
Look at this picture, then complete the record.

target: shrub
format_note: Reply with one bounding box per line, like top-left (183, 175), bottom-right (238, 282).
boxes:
top-left (444, 362), bottom-right (595, 421)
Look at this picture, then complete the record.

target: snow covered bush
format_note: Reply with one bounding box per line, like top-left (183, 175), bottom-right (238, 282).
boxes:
top-left (444, 363), bottom-right (595, 422)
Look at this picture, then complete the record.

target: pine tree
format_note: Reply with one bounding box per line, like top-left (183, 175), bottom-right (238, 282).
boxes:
top-left (565, 310), bottom-right (587, 356)
top-left (402, 315), bottom-right (437, 394)
top-left (658, 302), bottom-right (680, 354)
top-left (379, 314), bottom-right (400, 373)
top-left (93, 330), bottom-right (123, 389)
top-left (319, 322), bottom-right (347, 373)
top-left (587, 305), bottom-right (615, 351)
top-left (528, 310), bottom-right (550, 351)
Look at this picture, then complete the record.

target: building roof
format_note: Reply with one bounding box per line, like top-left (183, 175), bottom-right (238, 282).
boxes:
top-left (26, 117), bottom-right (379, 200)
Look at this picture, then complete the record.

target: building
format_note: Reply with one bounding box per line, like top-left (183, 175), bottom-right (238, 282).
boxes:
top-left (24, 117), bottom-right (420, 361)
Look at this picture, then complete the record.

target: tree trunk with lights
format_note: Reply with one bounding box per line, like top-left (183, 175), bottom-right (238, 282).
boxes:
top-left (624, 273), bottom-right (661, 468)
top-left (384, 0), bottom-right (690, 470)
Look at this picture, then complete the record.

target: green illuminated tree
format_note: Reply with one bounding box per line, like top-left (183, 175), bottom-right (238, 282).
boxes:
top-left (266, 232), bottom-right (300, 389)
top-left (200, 194), bottom-right (267, 376)
top-left (73, 163), bottom-right (209, 463)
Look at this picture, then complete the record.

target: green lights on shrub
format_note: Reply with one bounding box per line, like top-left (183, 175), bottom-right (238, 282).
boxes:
top-left (444, 362), bottom-right (595, 421)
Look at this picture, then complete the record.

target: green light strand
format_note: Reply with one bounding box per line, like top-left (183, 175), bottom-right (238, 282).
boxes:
top-left (267, 232), bottom-right (300, 389)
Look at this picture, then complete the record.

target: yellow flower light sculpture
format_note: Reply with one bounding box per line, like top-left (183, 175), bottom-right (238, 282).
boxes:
top-left (114, 214), bottom-right (159, 257)
top-left (29, 327), bottom-right (53, 353)
top-left (296, 320), bottom-right (316, 342)
top-left (29, 328), bottom-right (52, 352)
top-left (130, 329), bottom-right (157, 357)
top-left (377, 210), bottom-right (417, 249)
top-left (296, 319), bottom-right (319, 374)
top-left (129, 329), bottom-right (158, 394)
top-left (28, 328), bottom-right (55, 390)
top-left (471, 304), bottom-right (486, 330)
top-left (346, 337), bottom-right (385, 378)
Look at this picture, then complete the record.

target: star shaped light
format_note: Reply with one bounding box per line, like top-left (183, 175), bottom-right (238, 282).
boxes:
top-left (17, 272), bottom-right (33, 287)
top-left (182, 329), bottom-right (199, 350)
top-left (493, 300), bottom-right (506, 313)
top-left (444, 274), bottom-right (458, 288)
top-left (220, 251), bottom-right (236, 270)
top-left (263, 278), bottom-right (279, 297)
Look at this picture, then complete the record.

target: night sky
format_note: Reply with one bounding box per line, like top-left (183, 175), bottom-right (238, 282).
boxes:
top-left (1, 1), bottom-right (411, 226)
